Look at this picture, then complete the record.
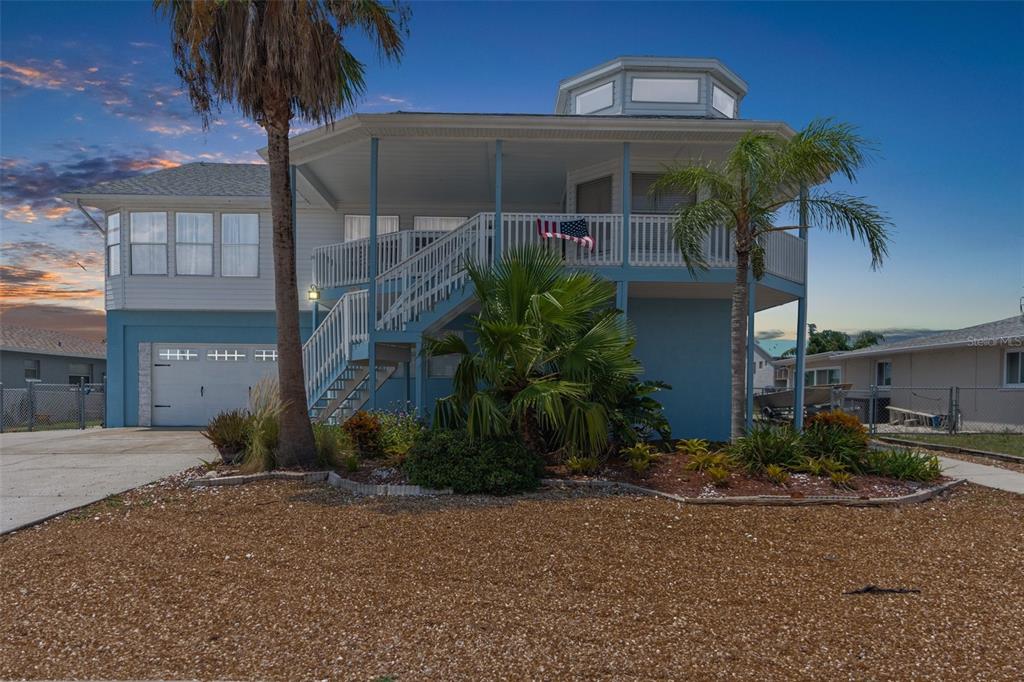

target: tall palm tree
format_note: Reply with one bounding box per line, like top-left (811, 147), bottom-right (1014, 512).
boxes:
top-left (428, 246), bottom-right (647, 458)
top-left (154, 0), bottom-right (408, 466)
top-left (652, 119), bottom-right (891, 440)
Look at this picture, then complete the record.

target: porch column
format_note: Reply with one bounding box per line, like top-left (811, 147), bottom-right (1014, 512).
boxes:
top-left (494, 139), bottom-right (503, 262)
top-left (311, 301), bottom-right (319, 330)
top-left (368, 137), bottom-right (379, 410)
top-left (621, 142), bottom-right (631, 266)
top-left (414, 339), bottom-right (426, 419)
top-left (745, 271), bottom-right (756, 432)
top-left (616, 281), bottom-right (628, 315)
top-left (793, 185), bottom-right (809, 431)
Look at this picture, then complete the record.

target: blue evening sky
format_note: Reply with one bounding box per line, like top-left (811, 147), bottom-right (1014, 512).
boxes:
top-left (2, 1), bottom-right (1022, 340)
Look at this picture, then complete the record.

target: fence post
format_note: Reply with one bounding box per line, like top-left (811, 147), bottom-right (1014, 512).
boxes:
top-left (868, 384), bottom-right (878, 436)
top-left (951, 387), bottom-right (960, 435)
top-left (78, 377), bottom-right (86, 430)
top-left (27, 380), bottom-right (36, 432)
top-left (0, 382), bottom-right (4, 434)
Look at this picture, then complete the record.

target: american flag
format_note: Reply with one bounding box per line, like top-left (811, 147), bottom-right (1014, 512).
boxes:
top-left (536, 217), bottom-right (595, 251)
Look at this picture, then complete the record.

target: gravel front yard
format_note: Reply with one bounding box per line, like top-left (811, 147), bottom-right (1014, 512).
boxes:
top-left (2, 475), bottom-right (1022, 681)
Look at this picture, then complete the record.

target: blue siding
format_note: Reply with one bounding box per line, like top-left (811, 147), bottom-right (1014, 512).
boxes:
top-left (629, 298), bottom-right (731, 441)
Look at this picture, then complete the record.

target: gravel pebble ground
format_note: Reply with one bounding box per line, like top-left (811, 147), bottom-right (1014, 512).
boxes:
top-left (1, 478), bottom-right (1022, 681)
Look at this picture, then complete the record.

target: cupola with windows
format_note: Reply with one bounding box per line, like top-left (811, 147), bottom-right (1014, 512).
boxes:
top-left (554, 56), bottom-right (747, 118)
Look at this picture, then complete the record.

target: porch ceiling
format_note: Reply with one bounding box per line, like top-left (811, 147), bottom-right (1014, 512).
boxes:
top-left (629, 281), bottom-right (797, 311)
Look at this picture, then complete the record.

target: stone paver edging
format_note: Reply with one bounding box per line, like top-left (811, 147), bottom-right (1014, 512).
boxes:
top-left (187, 471), bottom-right (330, 487)
top-left (875, 437), bottom-right (1024, 465)
top-left (326, 471), bottom-right (452, 496)
top-left (541, 477), bottom-right (967, 506)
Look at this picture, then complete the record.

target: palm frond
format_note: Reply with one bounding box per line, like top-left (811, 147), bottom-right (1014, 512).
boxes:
top-left (804, 191), bottom-right (893, 268)
top-left (670, 199), bottom-right (730, 275)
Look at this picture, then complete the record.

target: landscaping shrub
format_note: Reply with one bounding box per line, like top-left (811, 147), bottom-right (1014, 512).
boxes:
top-left (765, 463), bottom-right (790, 487)
top-left (800, 423), bottom-right (869, 472)
top-left (806, 409), bottom-right (868, 440)
top-left (342, 410), bottom-right (384, 459)
top-left (622, 443), bottom-right (661, 475)
top-left (404, 429), bottom-right (543, 495)
top-left (201, 409), bottom-right (250, 460)
top-left (863, 448), bottom-right (942, 482)
top-left (728, 424), bottom-right (804, 473)
top-left (830, 471), bottom-right (856, 490)
top-left (676, 438), bottom-right (711, 456)
top-left (707, 466), bottom-right (731, 487)
top-left (312, 423), bottom-right (351, 469)
top-left (241, 377), bottom-right (283, 473)
top-left (685, 450), bottom-right (734, 473)
top-left (566, 454), bottom-right (600, 475)
top-left (376, 411), bottom-right (424, 460)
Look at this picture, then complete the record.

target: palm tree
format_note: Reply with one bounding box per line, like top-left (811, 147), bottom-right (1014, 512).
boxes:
top-left (428, 246), bottom-right (653, 458)
top-left (652, 119), bottom-right (891, 440)
top-left (155, 0), bottom-right (408, 466)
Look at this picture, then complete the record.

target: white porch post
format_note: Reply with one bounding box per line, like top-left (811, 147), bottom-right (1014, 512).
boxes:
top-left (793, 186), bottom-right (809, 430)
top-left (621, 141), bottom-right (631, 266)
top-left (368, 137), bottom-right (379, 410)
top-left (494, 139), bottom-right (503, 262)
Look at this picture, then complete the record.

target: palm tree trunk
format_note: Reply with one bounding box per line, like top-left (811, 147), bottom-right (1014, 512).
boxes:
top-left (729, 250), bottom-right (750, 441)
top-left (266, 118), bottom-right (316, 467)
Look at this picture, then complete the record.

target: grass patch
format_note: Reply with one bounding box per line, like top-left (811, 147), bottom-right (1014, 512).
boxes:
top-left (888, 433), bottom-right (1024, 458)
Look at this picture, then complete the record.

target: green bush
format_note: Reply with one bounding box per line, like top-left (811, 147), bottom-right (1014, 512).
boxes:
top-left (241, 378), bottom-right (282, 473)
top-left (404, 429), bottom-right (543, 495)
top-left (566, 454), bottom-right (600, 475)
top-left (863, 448), bottom-right (942, 482)
top-left (765, 463), bottom-right (790, 487)
top-left (376, 411), bottom-right (424, 459)
top-left (201, 409), bottom-right (250, 458)
top-left (800, 423), bottom-right (869, 472)
top-left (622, 443), bottom-right (661, 475)
top-left (729, 424), bottom-right (804, 473)
top-left (312, 423), bottom-right (351, 469)
top-left (342, 411), bottom-right (384, 459)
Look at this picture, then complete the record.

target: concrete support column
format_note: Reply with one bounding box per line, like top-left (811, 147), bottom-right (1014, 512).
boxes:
top-left (616, 281), bottom-right (628, 315)
top-left (793, 186), bottom-right (810, 431)
top-left (621, 141), bottom-right (631, 266)
top-left (494, 139), bottom-right (503, 262)
top-left (368, 137), bottom-right (379, 410)
top-left (414, 339), bottom-right (426, 420)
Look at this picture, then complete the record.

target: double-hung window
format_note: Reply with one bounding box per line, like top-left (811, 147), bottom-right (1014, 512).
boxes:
top-left (804, 367), bottom-right (841, 386)
top-left (344, 215), bottom-right (399, 241)
top-left (1006, 350), bottom-right (1024, 387)
top-left (130, 212), bottom-right (168, 275)
top-left (221, 214), bottom-right (259, 277)
top-left (24, 359), bottom-right (40, 381)
top-left (875, 361), bottom-right (893, 387)
top-left (175, 212), bottom-right (214, 275)
top-left (106, 212), bottom-right (121, 276)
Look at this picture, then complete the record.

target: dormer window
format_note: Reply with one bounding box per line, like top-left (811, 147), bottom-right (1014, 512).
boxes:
top-left (712, 85), bottom-right (736, 118)
top-left (575, 81), bottom-right (614, 114)
top-left (631, 78), bottom-right (699, 104)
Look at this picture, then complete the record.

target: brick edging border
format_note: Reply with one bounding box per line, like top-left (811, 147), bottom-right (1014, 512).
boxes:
top-left (874, 437), bottom-right (1024, 465)
top-left (540, 477), bottom-right (967, 507)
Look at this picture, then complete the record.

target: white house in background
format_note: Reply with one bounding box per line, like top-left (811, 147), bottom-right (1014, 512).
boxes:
top-left (772, 316), bottom-right (1024, 431)
top-left (752, 342), bottom-right (776, 390)
top-left (63, 56), bottom-right (812, 440)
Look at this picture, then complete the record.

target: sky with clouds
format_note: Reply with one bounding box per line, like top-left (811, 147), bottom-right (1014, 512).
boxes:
top-left (1, 1), bottom-right (1022, 343)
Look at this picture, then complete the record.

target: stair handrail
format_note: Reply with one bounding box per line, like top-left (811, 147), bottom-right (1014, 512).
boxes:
top-left (376, 214), bottom-right (488, 331)
top-left (302, 288), bottom-right (368, 405)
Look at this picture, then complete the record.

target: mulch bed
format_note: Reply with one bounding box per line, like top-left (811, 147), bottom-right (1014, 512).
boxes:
top-left (552, 450), bottom-right (948, 500)
top-left (1, 475), bottom-right (1022, 681)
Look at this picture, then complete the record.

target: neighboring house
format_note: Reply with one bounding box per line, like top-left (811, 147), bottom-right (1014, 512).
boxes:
top-left (0, 325), bottom-right (106, 387)
top-left (752, 342), bottom-right (777, 390)
top-left (773, 316), bottom-right (1024, 430)
top-left (63, 56), bottom-right (809, 440)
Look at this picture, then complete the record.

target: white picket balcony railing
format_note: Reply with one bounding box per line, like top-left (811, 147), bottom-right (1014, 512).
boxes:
top-left (311, 230), bottom-right (449, 289)
top-left (302, 288), bottom-right (367, 402)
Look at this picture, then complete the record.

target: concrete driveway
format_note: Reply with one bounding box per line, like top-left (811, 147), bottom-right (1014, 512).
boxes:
top-left (0, 428), bottom-right (214, 534)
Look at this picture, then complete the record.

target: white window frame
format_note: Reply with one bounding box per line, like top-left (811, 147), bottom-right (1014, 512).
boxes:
top-left (221, 213), bottom-right (260, 278)
top-left (1005, 350), bottom-right (1024, 388)
top-left (712, 84), bottom-right (736, 118)
top-left (24, 358), bottom-right (40, 380)
top-left (106, 212), bottom-right (121, 276)
top-left (413, 216), bottom-right (468, 232)
top-left (175, 212), bottom-right (214, 276)
top-left (875, 360), bottom-right (893, 387)
top-left (344, 215), bottom-right (400, 241)
top-left (804, 366), bottom-right (842, 386)
top-left (207, 349), bottom-right (247, 361)
top-left (157, 349), bottom-right (198, 361)
top-left (129, 211), bottom-right (168, 275)
top-left (631, 77), bottom-right (699, 103)
top-left (254, 349), bottom-right (278, 362)
top-left (575, 81), bottom-right (614, 114)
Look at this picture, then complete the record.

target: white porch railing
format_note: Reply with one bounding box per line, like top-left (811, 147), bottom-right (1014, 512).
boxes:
top-left (303, 288), bottom-right (367, 402)
top-left (501, 213), bottom-right (624, 267)
top-left (629, 215), bottom-right (736, 268)
top-left (311, 230), bottom-right (449, 289)
top-left (761, 230), bottom-right (806, 283)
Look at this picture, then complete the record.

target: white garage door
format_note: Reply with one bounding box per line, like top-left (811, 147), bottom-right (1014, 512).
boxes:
top-left (152, 344), bottom-right (279, 426)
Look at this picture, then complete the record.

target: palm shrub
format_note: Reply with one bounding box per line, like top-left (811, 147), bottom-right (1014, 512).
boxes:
top-left (201, 409), bottom-right (250, 462)
top-left (652, 120), bottom-right (892, 439)
top-left (863, 448), bottom-right (942, 482)
top-left (728, 424), bottom-right (804, 473)
top-left (428, 246), bottom-right (653, 458)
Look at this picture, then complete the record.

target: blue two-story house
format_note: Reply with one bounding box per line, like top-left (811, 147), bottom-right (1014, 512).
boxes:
top-left (64, 57), bottom-right (808, 440)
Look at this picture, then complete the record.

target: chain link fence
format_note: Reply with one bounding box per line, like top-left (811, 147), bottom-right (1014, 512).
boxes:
top-left (830, 385), bottom-right (1024, 435)
top-left (0, 381), bottom-right (105, 433)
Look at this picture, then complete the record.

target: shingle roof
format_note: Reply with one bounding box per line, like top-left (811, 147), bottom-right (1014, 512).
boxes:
top-left (67, 162), bottom-right (269, 197)
top-left (838, 315), bottom-right (1024, 358)
top-left (0, 325), bottom-right (106, 359)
